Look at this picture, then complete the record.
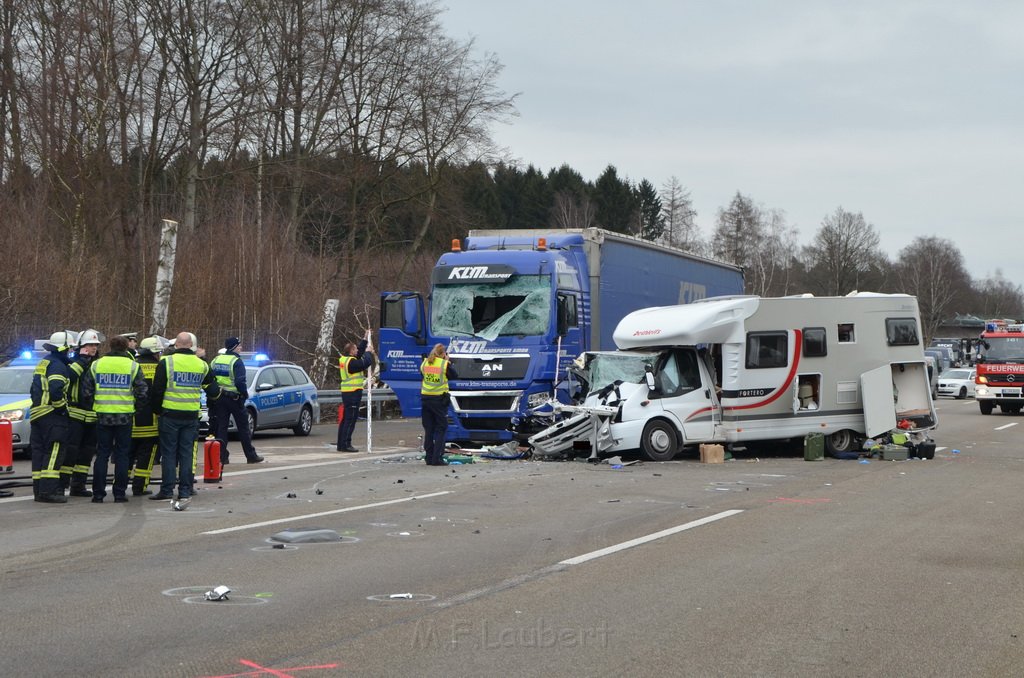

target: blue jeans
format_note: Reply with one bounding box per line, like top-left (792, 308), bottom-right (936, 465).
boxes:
top-left (94, 422), bottom-right (132, 499)
top-left (158, 416), bottom-right (200, 499)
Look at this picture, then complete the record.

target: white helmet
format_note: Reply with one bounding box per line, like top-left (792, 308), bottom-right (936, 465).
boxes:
top-left (77, 329), bottom-right (105, 348)
top-left (139, 336), bottom-right (163, 354)
top-left (43, 330), bottom-right (74, 352)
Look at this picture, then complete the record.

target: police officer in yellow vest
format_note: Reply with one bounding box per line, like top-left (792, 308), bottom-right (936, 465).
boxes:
top-left (129, 336), bottom-right (164, 495)
top-left (149, 332), bottom-right (221, 502)
top-left (61, 329), bottom-right (103, 497)
top-left (29, 331), bottom-right (75, 503)
top-left (420, 343), bottom-right (458, 466)
top-left (336, 331), bottom-right (376, 452)
top-left (210, 337), bottom-right (264, 464)
top-left (81, 335), bottom-right (148, 502)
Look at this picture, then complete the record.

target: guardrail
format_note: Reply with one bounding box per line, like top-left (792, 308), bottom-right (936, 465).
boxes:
top-left (317, 387), bottom-right (397, 418)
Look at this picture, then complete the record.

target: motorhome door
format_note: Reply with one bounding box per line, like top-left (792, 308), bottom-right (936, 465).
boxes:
top-left (860, 365), bottom-right (898, 437)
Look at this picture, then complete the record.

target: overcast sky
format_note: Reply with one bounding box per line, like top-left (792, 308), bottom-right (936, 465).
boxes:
top-left (439, 0), bottom-right (1024, 288)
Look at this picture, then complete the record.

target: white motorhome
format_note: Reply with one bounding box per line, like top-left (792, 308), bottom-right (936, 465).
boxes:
top-left (531, 293), bottom-right (937, 461)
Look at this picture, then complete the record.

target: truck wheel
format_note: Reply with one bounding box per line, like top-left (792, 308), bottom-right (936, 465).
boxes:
top-left (957, 386), bottom-right (967, 399)
top-left (640, 420), bottom-right (680, 462)
top-left (825, 429), bottom-right (857, 455)
top-left (979, 401), bottom-right (993, 415)
top-left (292, 406), bottom-right (313, 436)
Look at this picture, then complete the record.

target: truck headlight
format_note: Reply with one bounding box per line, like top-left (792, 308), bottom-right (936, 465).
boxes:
top-left (0, 408), bottom-right (26, 422)
top-left (527, 392), bottom-right (551, 409)
top-left (976, 386), bottom-right (989, 396)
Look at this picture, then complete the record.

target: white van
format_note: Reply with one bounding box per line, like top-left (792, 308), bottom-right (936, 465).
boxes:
top-left (531, 293), bottom-right (938, 461)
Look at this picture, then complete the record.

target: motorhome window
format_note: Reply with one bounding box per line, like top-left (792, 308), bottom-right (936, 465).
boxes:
top-left (838, 323), bottom-right (855, 343)
top-left (885, 318), bottom-right (920, 346)
top-left (431, 275), bottom-right (552, 340)
top-left (745, 332), bottom-right (788, 369)
top-left (654, 350), bottom-right (700, 398)
top-left (802, 327), bottom-right (827, 357)
top-left (587, 353), bottom-right (658, 393)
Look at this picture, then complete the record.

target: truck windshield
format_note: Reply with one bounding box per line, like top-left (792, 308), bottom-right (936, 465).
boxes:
top-left (587, 353), bottom-right (658, 393)
top-left (981, 337), bottom-right (1024, 362)
top-left (431, 275), bottom-right (551, 340)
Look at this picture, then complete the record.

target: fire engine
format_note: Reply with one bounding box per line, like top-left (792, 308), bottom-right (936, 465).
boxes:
top-left (975, 319), bottom-right (1024, 415)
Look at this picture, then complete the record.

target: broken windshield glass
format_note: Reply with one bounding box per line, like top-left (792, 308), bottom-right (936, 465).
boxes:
top-left (431, 275), bottom-right (552, 340)
top-left (587, 352), bottom-right (659, 393)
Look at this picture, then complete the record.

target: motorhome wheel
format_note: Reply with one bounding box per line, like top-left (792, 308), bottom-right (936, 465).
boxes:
top-left (824, 429), bottom-right (857, 455)
top-left (640, 420), bottom-right (680, 462)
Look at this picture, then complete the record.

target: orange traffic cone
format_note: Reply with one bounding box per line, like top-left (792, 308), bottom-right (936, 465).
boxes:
top-left (203, 439), bottom-right (222, 483)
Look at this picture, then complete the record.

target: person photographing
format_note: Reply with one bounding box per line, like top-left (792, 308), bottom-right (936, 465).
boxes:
top-left (419, 343), bottom-right (457, 466)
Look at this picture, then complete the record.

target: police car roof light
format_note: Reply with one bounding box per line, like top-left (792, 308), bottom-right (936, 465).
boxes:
top-left (253, 353), bottom-right (270, 362)
top-left (20, 350), bottom-right (32, 360)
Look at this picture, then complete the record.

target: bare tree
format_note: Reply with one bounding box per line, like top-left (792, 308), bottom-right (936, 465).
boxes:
top-left (802, 207), bottom-right (885, 296)
top-left (973, 272), bottom-right (1024, 319)
top-left (896, 236), bottom-right (971, 342)
top-left (550, 190), bottom-right (596, 230)
top-left (659, 176), bottom-right (700, 252)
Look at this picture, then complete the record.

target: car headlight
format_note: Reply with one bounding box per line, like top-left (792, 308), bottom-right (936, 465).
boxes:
top-left (527, 392), bottom-right (551, 409)
top-left (0, 408), bottom-right (26, 422)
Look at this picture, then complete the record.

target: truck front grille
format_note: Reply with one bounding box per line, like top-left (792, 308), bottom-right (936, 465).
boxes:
top-left (453, 395), bottom-right (517, 411)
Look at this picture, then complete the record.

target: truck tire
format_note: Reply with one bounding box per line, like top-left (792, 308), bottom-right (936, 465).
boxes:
top-left (640, 420), bottom-right (680, 462)
top-left (293, 406), bottom-right (313, 436)
top-left (979, 401), bottom-right (994, 415)
top-left (825, 429), bottom-right (857, 455)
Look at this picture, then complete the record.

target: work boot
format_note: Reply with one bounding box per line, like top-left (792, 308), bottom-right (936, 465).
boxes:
top-left (132, 480), bottom-right (150, 496)
top-left (149, 492), bottom-right (174, 501)
top-left (36, 494), bottom-right (68, 504)
top-left (69, 485), bottom-right (92, 497)
top-left (247, 455), bottom-right (265, 464)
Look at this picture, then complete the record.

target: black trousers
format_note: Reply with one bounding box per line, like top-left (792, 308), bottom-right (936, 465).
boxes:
top-left (30, 414), bottom-right (69, 498)
top-left (337, 390), bottom-right (363, 449)
top-left (130, 436), bottom-right (159, 492)
top-left (62, 418), bottom-right (96, 490)
top-left (212, 394), bottom-right (257, 462)
top-left (421, 395), bottom-right (449, 465)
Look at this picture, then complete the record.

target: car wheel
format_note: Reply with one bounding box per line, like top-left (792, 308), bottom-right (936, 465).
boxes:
top-left (246, 409), bottom-right (257, 436)
top-left (293, 406), bottom-right (313, 436)
top-left (980, 401), bottom-right (993, 415)
top-left (640, 419), bottom-right (680, 462)
top-left (957, 386), bottom-right (967, 399)
top-left (825, 429), bottom-right (857, 455)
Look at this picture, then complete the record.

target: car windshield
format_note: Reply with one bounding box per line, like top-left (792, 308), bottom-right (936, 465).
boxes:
top-left (0, 368), bottom-right (33, 393)
top-left (245, 368), bottom-right (257, 388)
top-left (940, 370), bottom-right (972, 380)
top-left (587, 352), bottom-right (658, 393)
top-left (431, 274), bottom-right (552, 340)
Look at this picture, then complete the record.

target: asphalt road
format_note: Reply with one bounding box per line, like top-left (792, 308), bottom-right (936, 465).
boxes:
top-left (2, 399), bottom-right (1023, 677)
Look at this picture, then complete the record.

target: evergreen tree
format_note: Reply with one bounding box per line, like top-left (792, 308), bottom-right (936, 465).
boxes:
top-left (593, 165), bottom-right (637, 233)
top-left (636, 179), bottom-right (664, 241)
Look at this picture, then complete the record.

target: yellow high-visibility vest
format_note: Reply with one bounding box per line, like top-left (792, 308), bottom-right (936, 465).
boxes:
top-left (420, 358), bottom-right (449, 396)
top-left (91, 356), bottom-right (139, 414)
top-left (339, 356), bottom-right (363, 392)
top-left (162, 354), bottom-right (208, 412)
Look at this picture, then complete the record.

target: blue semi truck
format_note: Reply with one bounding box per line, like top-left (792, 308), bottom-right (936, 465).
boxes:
top-left (379, 228), bottom-right (745, 443)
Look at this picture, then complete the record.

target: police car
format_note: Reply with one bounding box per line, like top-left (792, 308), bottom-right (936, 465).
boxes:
top-left (0, 348), bottom-right (47, 454)
top-left (201, 353), bottom-right (320, 437)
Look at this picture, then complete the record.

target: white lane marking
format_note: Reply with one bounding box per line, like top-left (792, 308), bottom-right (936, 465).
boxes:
top-left (994, 422), bottom-right (1018, 431)
top-left (223, 447), bottom-right (413, 476)
top-left (200, 491), bottom-right (452, 535)
top-left (559, 509), bottom-right (743, 566)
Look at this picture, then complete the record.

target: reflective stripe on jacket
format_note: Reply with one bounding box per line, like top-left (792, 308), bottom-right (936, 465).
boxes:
top-left (162, 354), bottom-right (208, 412)
top-left (339, 356), bottom-right (363, 392)
top-left (211, 354), bottom-right (240, 393)
top-left (420, 358), bottom-right (449, 396)
top-left (68, 360), bottom-right (97, 423)
top-left (30, 357), bottom-right (69, 421)
top-left (91, 355), bottom-right (140, 414)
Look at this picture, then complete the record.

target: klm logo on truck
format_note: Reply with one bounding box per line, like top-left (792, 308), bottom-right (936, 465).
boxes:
top-left (447, 266), bottom-right (513, 281)
top-left (678, 282), bottom-right (708, 304)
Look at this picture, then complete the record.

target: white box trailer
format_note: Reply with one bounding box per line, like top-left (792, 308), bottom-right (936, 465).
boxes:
top-left (531, 293), bottom-right (938, 461)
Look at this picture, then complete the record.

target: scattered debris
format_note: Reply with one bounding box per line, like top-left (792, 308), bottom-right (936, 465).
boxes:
top-left (315, 489), bottom-right (324, 495)
top-left (607, 499), bottom-right (621, 503)
top-left (286, 493), bottom-right (298, 498)
top-left (395, 479), bottom-right (404, 484)
top-left (389, 593), bottom-right (413, 599)
top-left (204, 585), bottom-right (231, 601)
top-left (272, 544), bottom-right (285, 550)
top-left (172, 498), bottom-right (190, 511)
top-left (271, 527), bottom-right (342, 543)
